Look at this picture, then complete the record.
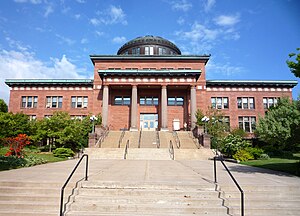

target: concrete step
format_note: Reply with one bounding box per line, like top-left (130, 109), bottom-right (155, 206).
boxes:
top-left (126, 148), bottom-right (170, 160)
top-left (174, 149), bottom-right (215, 160)
top-left (230, 206), bottom-right (300, 216)
top-left (0, 211), bottom-right (57, 216)
top-left (84, 148), bottom-right (124, 159)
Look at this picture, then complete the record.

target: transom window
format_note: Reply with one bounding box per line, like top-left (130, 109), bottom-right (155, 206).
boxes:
top-left (237, 97), bottom-right (255, 109)
top-left (140, 97), bottom-right (159, 106)
top-left (21, 96), bottom-right (38, 108)
top-left (71, 96), bottom-right (88, 108)
top-left (114, 96), bottom-right (131, 105)
top-left (211, 97), bottom-right (229, 109)
top-left (263, 97), bottom-right (278, 109)
top-left (46, 96), bottom-right (62, 108)
top-left (168, 97), bottom-right (184, 106)
top-left (239, 116), bottom-right (256, 133)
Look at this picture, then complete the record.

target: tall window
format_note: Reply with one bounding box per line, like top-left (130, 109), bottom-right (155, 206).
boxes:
top-left (71, 96), bottom-right (88, 108)
top-left (158, 47), bottom-right (166, 55)
top-left (46, 96), bottom-right (62, 108)
top-left (211, 97), bottom-right (229, 109)
top-left (145, 46), bottom-right (153, 55)
top-left (21, 96), bottom-right (38, 108)
top-left (237, 97), bottom-right (255, 109)
top-left (263, 97), bottom-right (278, 109)
top-left (114, 96), bottom-right (131, 105)
top-left (132, 47), bottom-right (140, 55)
top-left (140, 97), bottom-right (159, 106)
top-left (168, 97), bottom-right (184, 106)
top-left (239, 116), bottom-right (256, 133)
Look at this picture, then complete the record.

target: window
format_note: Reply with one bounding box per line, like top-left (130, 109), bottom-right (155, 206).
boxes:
top-left (28, 115), bottom-right (36, 121)
top-left (158, 47), bottom-right (166, 55)
top-left (132, 47), bottom-right (140, 55)
top-left (263, 97), bottom-right (278, 109)
top-left (145, 46), bottom-right (153, 55)
top-left (223, 116), bottom-right (230, 131)
top-left (46, 96), bottom-right (62, 108)
top-left (114, 96), bottom-right (131, 105)
top-left (71, 115), bottom-right (87, 120)
top-left (211, 97), bottom-right (229, 109)
top-left (21, 96), bottom-right (38, 108)
top-left (239, 116), bottom-right (256, 133)
top-left (71, 96), bottom-right (88, 108)
top-left (140, 97), bottom-right (159, 106)
top-left (168, 97), bottom-right (184, 106)
top-left (237, 97), bottom-right (255, 109)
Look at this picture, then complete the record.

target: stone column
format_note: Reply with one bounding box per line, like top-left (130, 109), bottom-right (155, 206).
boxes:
top-left (130, 85), bottom-right (138, 131)
top-left (190, 85), bottom-right (197, 129)
top-left (102, 85), bottom-right (109, 127)
top-left (161, 85), bottom-right (168, 131)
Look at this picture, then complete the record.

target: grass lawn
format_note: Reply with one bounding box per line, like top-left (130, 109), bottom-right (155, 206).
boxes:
top-left (241, 153), bottom-right (300, 177)
top-left (0, 146), bottom-right (67, 171)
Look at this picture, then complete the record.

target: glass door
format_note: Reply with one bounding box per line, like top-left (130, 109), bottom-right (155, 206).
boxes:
top-left (140, 114), bottom-right (158, 131)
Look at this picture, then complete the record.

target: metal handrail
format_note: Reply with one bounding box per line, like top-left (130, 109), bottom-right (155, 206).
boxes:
top-left (189, 131), bottom-right (200, 149)
top-left (60, 154), bottom-right (89, 216)
top-left (172, 131), bottom-right (181, 149)
top-left (138, 128), bottom-right (142, 148)
top-left (214, 154), bottom-right (244, 216)
top-left (156, 130), bottom-right (160, 148)
top-left (95, 126), bottom-right (109, 148)
top-left (124, 140), bottom-right (129, 159)
top-left (169, 140), bottom-right (174, 160)
top-left (118, 129), bottom-right (126, 148)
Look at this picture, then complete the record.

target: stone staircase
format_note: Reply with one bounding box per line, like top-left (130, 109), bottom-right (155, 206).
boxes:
top-left (177, 131), bottom-right (199, 149)
top-left (100, 131), bottom-right (122, 148)
top-left (126, 148), bottom-right (171, 160)
top-left (158, 131), bottom-right (175, 148)
top-left (140, 131), bottom-right (157, 148)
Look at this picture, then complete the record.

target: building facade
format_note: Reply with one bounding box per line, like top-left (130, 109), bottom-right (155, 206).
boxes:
top-left (5, 35), bottom-right (297, 133)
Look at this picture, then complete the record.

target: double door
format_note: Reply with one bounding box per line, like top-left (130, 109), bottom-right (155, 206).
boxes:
top-left (140, 114), bottom-right (158, 131)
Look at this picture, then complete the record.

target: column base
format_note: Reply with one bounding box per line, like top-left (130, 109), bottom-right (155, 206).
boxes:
top-left (160, 128), bottom-right (169, 131)
top-left (130, 127), bottom-right (138, 131)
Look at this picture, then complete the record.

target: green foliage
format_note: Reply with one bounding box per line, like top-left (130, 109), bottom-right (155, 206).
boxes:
top-left (230, 128), bottom-right (247, 138)
top-left (255, 97), bottom-right (300, 151)
top-left (195, 109), bottom-right (205, 126)
top-left (219, 134), bottom-right (251, 157)
top-left (53, 147), bottom-right (75, 158)
top-left (0, 155), bottom-right (27, 170)
top-left (0, 99), bottom-right (8, 113)
top-left (24, 155), bottom-right (47, 167)
top-left (244, 147), bottom-right (265, 159)
top-left (233, 149), bottom-right (254, 162)
top-left (259, 153), bottom-right (270, 160)
top-left (286, 48), bottom-right (300, 78)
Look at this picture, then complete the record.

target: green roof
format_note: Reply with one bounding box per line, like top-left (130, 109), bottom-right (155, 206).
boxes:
top-left (5, 79), bottom-right (94, 86)
top-left (206, 80), bottom-right (298, 87)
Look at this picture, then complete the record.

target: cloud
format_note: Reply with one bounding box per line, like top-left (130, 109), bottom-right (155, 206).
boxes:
top-left (74, 14), bottom-right (81, 19)
top-left (95, 31), bottom-right (104, 37)
top-left (90, 5), bottom-right (127, 26)
top-left (44, 4), bottom-right (54, 17)
top-left (171, 0), bottom-right (192, 12)
top-left (76, 0), bottom-right (86, 3)
top-left (206, 60), bottom-right (245, 77)
top-left (55, 34), bottom-right (75, 45)
top-left (214, 14), bottom-right (240, 26)
top-left (5, 37), bottom-right (30, 52)
top-left (204, 0), bottom-right (215, 12)
top-left (177, 17), bottom-right (185, 25)
top-left (112, 36), bottom-right (127, 44)
top-left (81, 38), bottom-right (88, 44)
top-left (14, 0), bottom-right (42, 4)
top-left (0, 49), bottom-right (86, 104)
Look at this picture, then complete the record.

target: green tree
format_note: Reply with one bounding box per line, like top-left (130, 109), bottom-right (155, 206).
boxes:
top-left (255, 98), bottom-right (300, 151)
top-left (287, 48), bottom-right (300, 78)
top-left (0, 99), bottom-right (8, 113)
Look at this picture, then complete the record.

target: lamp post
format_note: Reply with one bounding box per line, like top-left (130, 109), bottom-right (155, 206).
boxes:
top-left (90, 115), bottom-right (98, 134)
top-left (201, 116), bottom-right (209, 133)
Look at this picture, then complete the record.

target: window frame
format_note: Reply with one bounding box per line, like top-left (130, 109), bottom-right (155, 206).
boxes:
top-left (113, 96), bottom-right (131, 106)
top-left (238, 116), bottom-right (256, 133)
top-left (71, 96), bottom-right (88, 108)
top-left (139, 96), bottom-right (159, 106)
top-left (46, 96), bottom-right (63, 108)
top-left (237, 97), bottom-right (255, 109)
top-left (211, 97), bottom-right (229, 109)
top-left (21, 96), bottom-right (38, 108)
top-left (167, 96), bottom-right (184, 106)
top-left (263, 97), bottom-right (278, 109)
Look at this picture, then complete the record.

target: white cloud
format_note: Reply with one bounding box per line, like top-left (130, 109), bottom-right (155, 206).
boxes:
top-left (0, 50), bottom-right (86, 104)
top-left (14, 0), bottom-right (42, 4)
top-left (76, 0), bottom-right (86, 3)
top-left (5, 37), bottom-right (30, 51)
top-left (74, 14), bottom-right (81, 19)
top-left (44, 4), bottom-right (54, 17)
top-left (206, 60), bottom-right (245, 77)
top-left (204, 0), bottom-right (215, 12)
top-left (81, 38), bottom-right (88, 44)
top-left (90, 5), bottom-right (127, 26)
top-left (171, 0), bottom-right (192, 12)
top-left (55, 34), bottom-right (75, 46)
top-left (214, 14), bottom-right (240, 26)
top-left (95, 31), bottom-right (104, 37)
top-left (177, 17), bottom-right (185, 25)
top-left (112, 36), bottom-right (127, 44)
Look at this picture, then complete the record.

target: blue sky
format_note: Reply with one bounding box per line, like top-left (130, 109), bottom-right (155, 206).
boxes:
top-left (0, 0), bottom-right (299, 104)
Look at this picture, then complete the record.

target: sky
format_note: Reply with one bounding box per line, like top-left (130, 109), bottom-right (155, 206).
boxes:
top-left (0, 0), bottom-right (299, 104)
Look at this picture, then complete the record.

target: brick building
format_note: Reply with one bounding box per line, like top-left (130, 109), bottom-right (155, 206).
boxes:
top-left (5, 35), bottom-right (297, 133)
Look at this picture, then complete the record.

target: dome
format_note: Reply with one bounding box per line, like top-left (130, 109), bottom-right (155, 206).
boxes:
top-left (117, 35), bottom-right (181, 55)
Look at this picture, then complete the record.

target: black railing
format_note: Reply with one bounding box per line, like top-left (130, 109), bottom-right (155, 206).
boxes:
top-left (172, 131), bottom-right (181, 149)
top-left (156, 130), bottom-right (160, 148)
top-left (118, 129), bottom-right (126, 148)
top-left (189, 131), bottom-right (200, 149)
top-left (95, 126), bottom-right (109, 148)
top-left (124, 140), bottom-right (129, 159)
top-left (214, 155), bottom-right (244, 216)
top-left (169, 140), bottom-right (174, 160)
top-left (60, 154), bottom-right (89, 216)
top-left (138, 128), bottom-right (142, 148)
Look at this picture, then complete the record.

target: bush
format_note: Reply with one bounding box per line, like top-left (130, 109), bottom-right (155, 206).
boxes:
top-left (219, 134), bottom-right (251, 157)
top-left (53, 148), bottom-right (75, 158)
top-left (245, 147), bottom-right (265, 159)
top-left (0, 155), bottom-right (27, 170)
top-left (24, 155), bottom-right (47, 167)
top-left (233, 149), bottom-right (254, 162)
top-left (259, 153), bottom-right (270, 160)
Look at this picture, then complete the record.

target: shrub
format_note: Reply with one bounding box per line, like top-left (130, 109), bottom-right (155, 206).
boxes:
top-left (245, 147), bottom-right (265, 159)
top-left (219, 134), bottom-right (251, 157)
top-left (53, 148), bottom-right (75, 158)
top-left (4, 134), bottom-right (31, 157)
top-left (259, 153), bottom-right (270, 160)
top-left (24, 155), bottom-right (47, 167)
top-left (233, 149), bottom-right (254, 162)
top-left (0, 155), bottom-right (27, 170)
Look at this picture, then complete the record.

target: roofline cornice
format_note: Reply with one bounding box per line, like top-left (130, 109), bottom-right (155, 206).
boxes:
top-left (206, 80), bottom-right (298, 87)
top-left (5, 79), bottom-right (94, 87)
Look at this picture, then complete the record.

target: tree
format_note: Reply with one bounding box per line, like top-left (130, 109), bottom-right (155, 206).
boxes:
top-left (255, 97), bottom-right (300, 151)
top-left (0, 99), bottom-right (8, 113)
top-left (287, 48), bottom-right (300, 78)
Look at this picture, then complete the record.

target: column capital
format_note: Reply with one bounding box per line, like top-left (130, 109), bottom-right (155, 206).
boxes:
top-left (162, 85), bottom-right (167, 89)
top-left (190, 85), bottom-right (197, 89)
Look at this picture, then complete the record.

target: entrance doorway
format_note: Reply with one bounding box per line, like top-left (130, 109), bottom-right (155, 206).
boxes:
top-left (140, 114), bottom-right (158, 131)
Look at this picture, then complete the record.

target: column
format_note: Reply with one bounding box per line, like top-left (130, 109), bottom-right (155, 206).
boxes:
top-left (161, 85), bottom-right (168, 131)
top-left (102, 85), bottom-right (109, 127)
top-left (130, 85), bottom-right (138, 131)
top-left (190, 85), bottom-right (197, 129)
